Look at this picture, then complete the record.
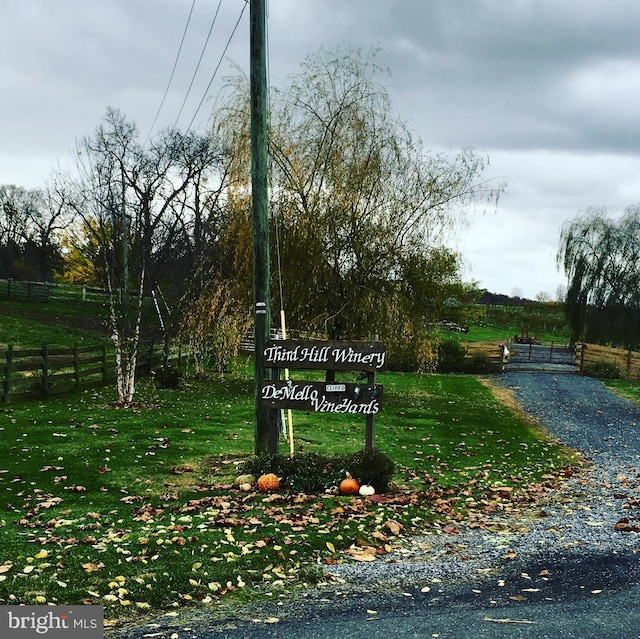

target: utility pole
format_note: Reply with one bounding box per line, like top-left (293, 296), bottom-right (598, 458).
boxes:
top-left (250, 0), bottom-right (277, 454)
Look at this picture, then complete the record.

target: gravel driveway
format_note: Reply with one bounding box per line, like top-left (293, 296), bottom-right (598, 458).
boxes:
top-left (322, 371), bottom-right (640, 588)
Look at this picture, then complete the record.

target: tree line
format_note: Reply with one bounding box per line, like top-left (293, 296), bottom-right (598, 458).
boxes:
top-left (2, 47), bottom-right (503, 403)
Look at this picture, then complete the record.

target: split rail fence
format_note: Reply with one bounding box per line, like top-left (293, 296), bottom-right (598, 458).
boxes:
top-left (577, 342), bottom-right (640, 379)
top-left (2, 341), bottom-right (181, 403)
top-left (0, 278), bottom-right (107, 303)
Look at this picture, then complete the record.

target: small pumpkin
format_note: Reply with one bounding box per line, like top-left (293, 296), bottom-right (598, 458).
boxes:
top-left (257, 473), bottom-right (280, 493)
top-left (339, 472), bottom-right (360, 495)
top-left (358, 484), bottom-right (375, 497)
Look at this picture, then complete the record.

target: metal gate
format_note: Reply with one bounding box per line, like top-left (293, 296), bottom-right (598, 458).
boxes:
top-left (506, 342), bottom-right (576, 372)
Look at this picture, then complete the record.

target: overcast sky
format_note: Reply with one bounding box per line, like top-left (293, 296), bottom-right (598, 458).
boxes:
top-left (3, 0), bottom-right (640, 299)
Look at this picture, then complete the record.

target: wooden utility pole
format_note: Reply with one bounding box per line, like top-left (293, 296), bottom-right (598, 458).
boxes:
top-left (250, 0), bottom-right (277, 454)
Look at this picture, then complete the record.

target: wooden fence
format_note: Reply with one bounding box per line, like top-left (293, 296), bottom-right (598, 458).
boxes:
top-left (464, 341), bottom-right (507, 370)
top-left (2, 340), bottom-right (181, 403)
top-left (577, 343), bottom-right (640, 379)
top-left (0, 278), bottom-right (108, 303)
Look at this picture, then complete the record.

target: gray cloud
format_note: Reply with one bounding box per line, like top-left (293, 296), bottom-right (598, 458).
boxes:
top-left (2, 0), bottom-right (640, 298)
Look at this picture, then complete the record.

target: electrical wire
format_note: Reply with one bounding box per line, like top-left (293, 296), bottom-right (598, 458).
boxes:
top-left (173, 0), bottom-right (224, 130)
top-left (144, 0), bottom-right (197, 144)
top-left (183, 0), bottom-right (248, 135)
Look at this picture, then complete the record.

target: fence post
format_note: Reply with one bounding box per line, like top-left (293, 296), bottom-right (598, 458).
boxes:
top-left (627, 347), bottom-right (632, 379)
top-left (41, 343), bottom-right (49, 395)
top-left (73, 344), bottom-right (80, 388)
top-left (365, 371), bottom-right (376, 450)
top-left (579, 343), bottom-right (586, 374)
top-left (3, 344), bottom-right (12, 403)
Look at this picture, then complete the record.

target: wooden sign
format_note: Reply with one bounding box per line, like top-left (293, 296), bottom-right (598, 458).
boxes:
top-left (261, 380), bottom-right (383, 413)
top-left (262, 338), bottom-right (385, 449)
top-left (264, 340), bottom-right (385, 371)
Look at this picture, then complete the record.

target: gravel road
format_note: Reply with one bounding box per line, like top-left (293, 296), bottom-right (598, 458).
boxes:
top-left (316, 371), bottom-right (640, 589)
top-left (109, 371), bottom-right (640, 638)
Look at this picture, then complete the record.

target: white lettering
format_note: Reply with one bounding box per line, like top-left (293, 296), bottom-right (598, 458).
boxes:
top-left (331, 347), bottom-right (385, 369)
top-left (263, 344), bottom-right (300, 363)
top-left (262, 384), bottom-right (319, 402)
top-left (6, 611), bottom-right (69, 635)
top-left (310, 395), bottom-right (380, 414)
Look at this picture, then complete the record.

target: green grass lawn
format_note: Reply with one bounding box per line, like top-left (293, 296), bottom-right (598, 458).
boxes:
top-left (0, 363), bottom-right (580, 624)
top-left (603, 379), bottom-right (640, 403)
top-left (0, 299), bottom-right (110, 347)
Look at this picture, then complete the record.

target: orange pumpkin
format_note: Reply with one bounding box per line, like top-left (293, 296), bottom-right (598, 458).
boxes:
top-left (339, 472), bottom-right (360, 495)
top-left (257, 473), bottom-right (280, 493)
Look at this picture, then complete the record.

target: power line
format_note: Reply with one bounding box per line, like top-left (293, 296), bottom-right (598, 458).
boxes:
top-left (183, 0), bottom-right (248, 136)
top-left (144, 0), bottom-right (197, 144)
top-left (173, 0), bottom-right (224, 131)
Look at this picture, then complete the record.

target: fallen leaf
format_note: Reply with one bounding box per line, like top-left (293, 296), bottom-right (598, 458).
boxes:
top-left (82, 562), bottom-right (105, 573)
top-left (344, 547), bottom-right (378, 562)
top-left (484, 617), bottom-right (536, 625)
top-left (384, 520), bottom-right (403, 536)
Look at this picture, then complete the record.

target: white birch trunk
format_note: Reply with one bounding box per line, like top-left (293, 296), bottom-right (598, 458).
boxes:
top-left (108, 268), bottom-right (145, 405)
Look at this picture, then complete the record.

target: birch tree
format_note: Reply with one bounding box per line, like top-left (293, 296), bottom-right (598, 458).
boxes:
top-left (59, 108), bottom-right (224, 404)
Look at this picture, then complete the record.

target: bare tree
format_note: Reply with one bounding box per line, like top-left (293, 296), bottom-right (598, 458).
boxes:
top-left (0, 184), bottom-right (66, 280)
top-left (58, 108), bottom-right (224, 404)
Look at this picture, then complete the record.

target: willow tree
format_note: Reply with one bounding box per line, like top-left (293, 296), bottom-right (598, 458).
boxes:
top-left (215, 47), bottom-right (501, 342)
top-left (558, 206), bottom-right (640, 349)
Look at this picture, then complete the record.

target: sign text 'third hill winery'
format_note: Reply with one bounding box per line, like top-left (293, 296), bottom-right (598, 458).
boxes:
top-left (263, 340), bottom-right (385, 371)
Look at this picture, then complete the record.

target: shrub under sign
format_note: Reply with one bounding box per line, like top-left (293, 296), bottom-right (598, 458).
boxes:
top-left (262, 340), bottom-right (385, 449)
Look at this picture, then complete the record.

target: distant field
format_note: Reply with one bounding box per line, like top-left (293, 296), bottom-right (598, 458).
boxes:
top-left (466, 303), bottom-right (570, 344)
top-left (1, 282), bottom-right (571, 349)
top-left (0, 299), bottom-right (110, 347)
